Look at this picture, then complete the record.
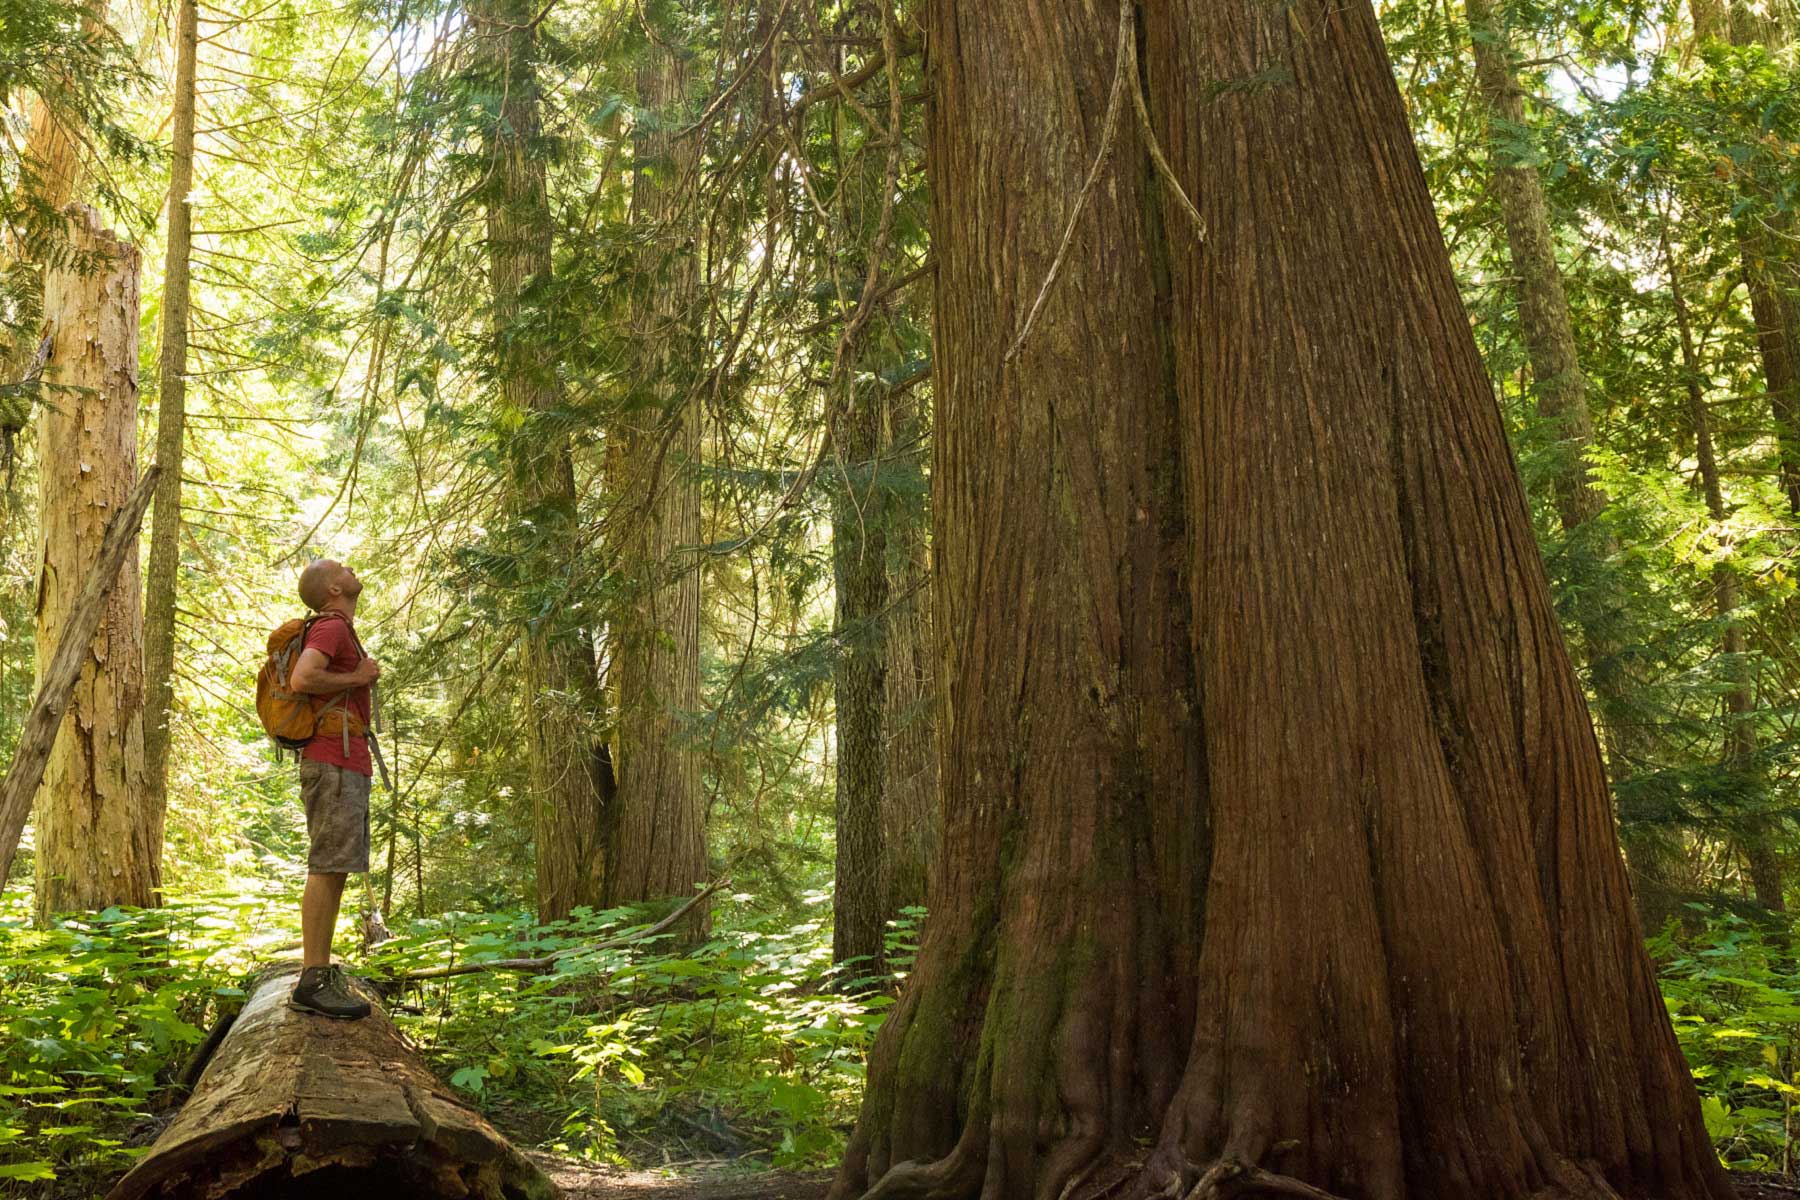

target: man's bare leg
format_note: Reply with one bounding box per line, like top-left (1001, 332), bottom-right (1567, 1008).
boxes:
top-left (301, 871), bottom-right (347, 968)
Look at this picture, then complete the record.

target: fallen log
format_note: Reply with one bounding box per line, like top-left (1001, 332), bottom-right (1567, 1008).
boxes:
top-left (106, 963), bottom-right (558, 1200)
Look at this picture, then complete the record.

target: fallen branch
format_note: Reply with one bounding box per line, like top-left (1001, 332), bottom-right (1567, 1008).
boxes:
top-left (381, 879), bottom-right (727, 982)
top-left (0, 465), bottom-right (160, 887)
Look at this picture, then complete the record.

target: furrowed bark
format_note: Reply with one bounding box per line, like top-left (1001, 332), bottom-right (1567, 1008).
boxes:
top-left (602, 40), bottom-right (709, 918)
top-left (0, 466), bottom-right (157, 890)
top-left (831, 376), bottom-right (888, 970)
top-left (473, 0), bottom-right (605, 923)
top-left (880, 390), bottom-right (935, 921)
top-left (32, 208), bottom-right (155, 920)
top-left (141, 0), bottom-right (200, 853)
top-left (833, 3), bottom-right (1733, 1198)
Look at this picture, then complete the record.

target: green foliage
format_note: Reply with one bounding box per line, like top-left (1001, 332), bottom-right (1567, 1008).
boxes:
top-left (366, 894), bottom-right (907, 1168)
top-left (1658, 913), bottom-right (1800, 1172)
top-left (0, 892), bottom-right (272, 1197)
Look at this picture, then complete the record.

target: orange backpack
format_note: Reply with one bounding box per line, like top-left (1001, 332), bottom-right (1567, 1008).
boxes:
top-left (255, 612), bottom-right (366, 751)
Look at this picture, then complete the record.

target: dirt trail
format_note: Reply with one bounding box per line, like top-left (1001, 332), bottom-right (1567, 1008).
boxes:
top-left (529, 1157), bottom-right (831, 1200)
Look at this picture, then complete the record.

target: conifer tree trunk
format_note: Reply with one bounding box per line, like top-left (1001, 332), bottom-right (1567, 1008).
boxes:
top-left (1463, 0), bottom-right (1673, 922)
top-left (1690, 0), bottom-right (1800, 515)
top-left (831, 380), bottom-right (888, 969)
top-left (33, 209), bottom-right (154, 920)
top-left (1660, 219), bottom-right (1779, 912)
top-left (475, 0), bottom-right (604, 922)
top-left (879, 392), bottom-right (934, 920)
top-left (142, 0), bottom-right (199, 847)
top-left (601, 41), bottom-right (707, 915)
top-left (832, 3), bottom-right (1732, 1197)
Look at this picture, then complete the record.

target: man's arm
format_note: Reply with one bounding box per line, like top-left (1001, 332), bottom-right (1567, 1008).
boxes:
top-left (290, 647), bottom-right (379, 696)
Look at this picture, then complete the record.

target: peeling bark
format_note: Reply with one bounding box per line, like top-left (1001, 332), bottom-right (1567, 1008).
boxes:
top-left (831, 3), bottom-right (1733, 1198)
top-left (33, 207), bottom-right (154, 921)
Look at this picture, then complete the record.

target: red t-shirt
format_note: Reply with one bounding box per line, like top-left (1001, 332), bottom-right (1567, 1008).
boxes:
top-left (300, 614), bottom-right (372, 777)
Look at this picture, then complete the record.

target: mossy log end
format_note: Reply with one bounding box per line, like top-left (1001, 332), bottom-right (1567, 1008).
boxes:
top-left (107, 964), bottom-right (558, 1200)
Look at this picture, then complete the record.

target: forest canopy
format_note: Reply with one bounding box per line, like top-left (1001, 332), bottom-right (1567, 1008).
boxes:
top-left (0, 0), bottom-right (1797, 1196)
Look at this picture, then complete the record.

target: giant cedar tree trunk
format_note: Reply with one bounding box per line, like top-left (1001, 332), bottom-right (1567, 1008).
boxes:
top-left (33, 208), bottom-right (155, 920)
top-left (832, 3), bottom-right (1732, 1199)
top-left (476, 0), bottom-right (604, 922)
top-left (602, 42), bottom-right (708, 915)
top-left (1463, 0), bottom-right (1675, 925)
top-left (141, 0), bottom-right (199, 847)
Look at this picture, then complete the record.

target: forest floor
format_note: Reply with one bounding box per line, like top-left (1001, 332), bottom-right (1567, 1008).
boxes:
top-left (527, 1157), bottom-right (830, 1200)
top-left (1738, 1177), bottom-right (1800, 1198)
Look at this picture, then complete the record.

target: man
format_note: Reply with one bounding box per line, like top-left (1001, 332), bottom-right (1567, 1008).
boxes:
top-left (287, 558), bottom-right (380, 1019)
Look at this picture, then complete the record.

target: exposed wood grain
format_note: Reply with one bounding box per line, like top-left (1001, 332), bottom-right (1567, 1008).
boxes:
top-left (106, 963), bottom-right (558, 1200)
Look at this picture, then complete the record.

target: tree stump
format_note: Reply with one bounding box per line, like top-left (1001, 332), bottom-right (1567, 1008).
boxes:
top-left (106, 964), bottom-right (558, 1200)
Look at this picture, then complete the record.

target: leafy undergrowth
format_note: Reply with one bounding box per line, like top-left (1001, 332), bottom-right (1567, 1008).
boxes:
top-left (0, 885), bottom-right (911, 1198)
top-left (1659, 911), bottom-right (1800, 1173)
top-left (0, 887), bottom-right (279, 1197)
top-left (365, 892), bottom-right (915, 1167)
top-left (15, 890), bottom-right (1800, 1195)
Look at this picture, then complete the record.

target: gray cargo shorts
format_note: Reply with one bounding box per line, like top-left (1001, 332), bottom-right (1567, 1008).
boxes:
top-left (299, 760), bottom-right (371, 874)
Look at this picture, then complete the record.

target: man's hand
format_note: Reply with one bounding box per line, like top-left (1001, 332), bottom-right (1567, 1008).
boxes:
top-left (292, 647), bottom-right (379, 696)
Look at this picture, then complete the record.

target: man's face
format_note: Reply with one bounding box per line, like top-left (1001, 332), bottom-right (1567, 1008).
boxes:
top-left (337, 563), bottom-right (363, 599)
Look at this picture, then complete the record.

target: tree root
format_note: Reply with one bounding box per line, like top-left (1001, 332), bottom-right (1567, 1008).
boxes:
top-left (1181, 1159), bottom-right (1351, 1200)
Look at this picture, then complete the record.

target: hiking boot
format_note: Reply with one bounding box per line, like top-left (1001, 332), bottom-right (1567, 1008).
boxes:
top-left (289, 965), bottom-right (372, 1020)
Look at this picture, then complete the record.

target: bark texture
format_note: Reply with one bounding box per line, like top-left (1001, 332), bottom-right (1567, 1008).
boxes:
top-left (475, 0), bottom-right (604, 922)
top-left (879, 392), bottom-right (935, 920)
top-left (141, 0), bottom-right (199, 847)
top-left (602, 42), bottom-right (708, 915)
top-left (831, 380), bottom-right (889, 969)
top-left (33, 208), bottom-right (154, 920)
top-left (106, 964), bottom-right (557, 1200)
top-left (832, 3), bottom-right (1733, 1198)
top-left (0, 467), bottom-right (157, 890)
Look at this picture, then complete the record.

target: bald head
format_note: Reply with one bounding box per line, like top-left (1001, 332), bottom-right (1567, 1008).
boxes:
top-left (298, 559), bottom-right (363, 613)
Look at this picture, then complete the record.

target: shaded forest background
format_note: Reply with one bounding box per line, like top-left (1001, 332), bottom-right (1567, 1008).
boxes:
top-left (0, 0), bottom-right (1797, 1192)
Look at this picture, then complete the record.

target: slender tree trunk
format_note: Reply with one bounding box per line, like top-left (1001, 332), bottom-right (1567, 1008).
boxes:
top-left (1690, 0), bottom-right (1800, 515)
top-left (879, 391), bottom-right (934, 921)
top-left (832, 3), bottom-right (1731, 1198)
top-left (1660, 217), bottom-right (1779, 912)
top-left (33, 208), bottom-right (154, 920)
top-left (601, 41), bottom-right (708, 916)
top-left (831, 379), bottom-right (888, 970)
top-left (141, 0), bottom-right (199, 853)
top-left (474, 0), bottom-right (603, 923)
top-left (1463, 0), bottom-right (1675, 924)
